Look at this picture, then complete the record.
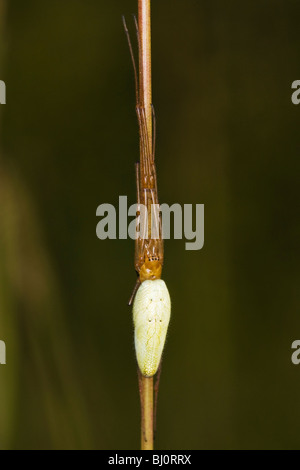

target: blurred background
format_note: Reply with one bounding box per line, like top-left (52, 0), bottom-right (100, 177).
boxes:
top-left (0, 0), bottom-right (300, 449)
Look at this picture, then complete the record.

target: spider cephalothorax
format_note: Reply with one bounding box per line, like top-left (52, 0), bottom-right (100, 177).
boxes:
top-left (139, 257), bottom-right (162, 283)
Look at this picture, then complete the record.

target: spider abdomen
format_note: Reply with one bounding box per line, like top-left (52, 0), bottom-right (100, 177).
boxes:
top-left (133, 279), bottom-right (171, 377)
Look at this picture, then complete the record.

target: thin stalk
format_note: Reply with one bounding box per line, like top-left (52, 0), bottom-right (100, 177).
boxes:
top-left (138, 0), bottom-right (154, 451)
top-left (138, 0), bottom-right (152, 150)
top-left (139, 371), bottom-right (154, 450)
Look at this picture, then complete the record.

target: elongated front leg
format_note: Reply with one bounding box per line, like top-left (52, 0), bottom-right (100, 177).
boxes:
top-left (129, 163), bottom-right (143, 306)
top-left (134, 161), bottom-right (146, 272)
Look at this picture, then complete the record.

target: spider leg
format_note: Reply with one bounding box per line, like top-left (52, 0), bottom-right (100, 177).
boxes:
top-left (122, 16), bottom-right (139, 106)
top-left (128, 277), bottom-right (141, 306)
top-left (151, 104), bottom-right (156, 163)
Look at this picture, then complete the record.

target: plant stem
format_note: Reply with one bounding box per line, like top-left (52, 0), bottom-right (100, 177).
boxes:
top-left (139, 371), bottom-right (154, 450)
top-left (138, 0), bottom-right (154, 451)
top-left (138, 0), bottom-right (152, 152)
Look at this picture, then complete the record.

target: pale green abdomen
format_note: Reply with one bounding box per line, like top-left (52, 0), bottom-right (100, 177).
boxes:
top-left (133, 280), bottom-right (171, 377)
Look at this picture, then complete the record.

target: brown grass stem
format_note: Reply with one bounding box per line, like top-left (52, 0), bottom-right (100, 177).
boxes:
top-left (137, 0), bottom-right (154, 451)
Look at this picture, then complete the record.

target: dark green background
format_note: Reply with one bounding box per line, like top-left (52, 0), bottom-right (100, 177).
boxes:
top-left (0, 0), bottom-right (300, 449)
